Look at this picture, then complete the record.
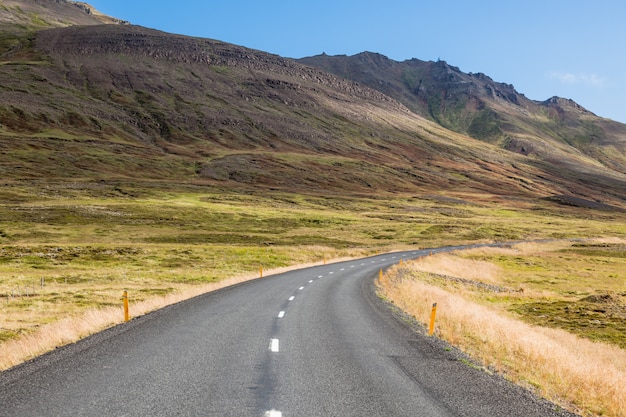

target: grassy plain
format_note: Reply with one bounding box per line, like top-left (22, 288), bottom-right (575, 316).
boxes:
top-left (379, 241), bottom-right (625, 416)
top-left (1, 180), bottom-right (625, 372)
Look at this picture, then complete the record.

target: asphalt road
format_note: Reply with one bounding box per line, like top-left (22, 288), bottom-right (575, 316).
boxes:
top-left (0, 247), bottom-right (578, 416)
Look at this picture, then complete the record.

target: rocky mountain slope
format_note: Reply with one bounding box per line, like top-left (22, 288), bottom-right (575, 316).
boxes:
top-left (0, 0), bottom-right (128, 28)
top-left (299, 52), bottom-right (626, 174)
top-left (0, 1), bottom-right (624, 209)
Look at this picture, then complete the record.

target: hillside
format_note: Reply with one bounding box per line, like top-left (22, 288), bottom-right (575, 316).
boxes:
top-left (0, 0), bottom-right (128, 28)
top-left (299, 52), bottom-right (626, 174)
top-left (0, 1), bottom-right (624, 209)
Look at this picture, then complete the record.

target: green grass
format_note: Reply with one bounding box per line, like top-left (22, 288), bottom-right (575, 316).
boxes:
top-left (512, 298), bottom-right (625, 348)
top-left (1, 182), bottom-right (625, 346)
top-left (455, 242), bottom-right (626, 347)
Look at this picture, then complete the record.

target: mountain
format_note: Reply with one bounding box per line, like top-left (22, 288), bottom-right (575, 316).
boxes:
top-left (298, 52), bottom-right (626, 173)
top-left (0, 1), bottom-right (625, 209)
top-left (0, 0), bottom-right (129, 28)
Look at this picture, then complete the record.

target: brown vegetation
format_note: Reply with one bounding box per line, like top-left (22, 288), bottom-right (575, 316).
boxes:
top-left (378, 241), bottom-right (625, 416)
top-left (0, 20), bottom-right (623, 207)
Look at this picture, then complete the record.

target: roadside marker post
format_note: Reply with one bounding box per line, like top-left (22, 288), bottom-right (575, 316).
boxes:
top-left (260, 265), bottom-right (263, 278)
top-left (429, 302), bottom-right (437, 336)
top-left (122, 290), bottom-right (130, 322)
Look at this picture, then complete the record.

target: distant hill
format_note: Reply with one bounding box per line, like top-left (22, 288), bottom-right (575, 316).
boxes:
top-left (298, 52), bottom-right (626, 174)
top-left (0, 0), bottom-right (624, 209)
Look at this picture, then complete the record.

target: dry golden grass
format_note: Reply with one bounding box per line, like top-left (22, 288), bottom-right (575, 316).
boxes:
top-left (1, 184), bottom-right (624, 380)
top-left (379, 241), bottom-right (626, 417)
top-left (0, 257), bottom-right (352, 371)
top-left (402, 252), bottom-right (503, 284)
top-left (384, 279), bottom-right (624, 416)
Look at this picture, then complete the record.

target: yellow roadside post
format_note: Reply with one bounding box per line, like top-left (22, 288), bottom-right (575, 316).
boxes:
top-left (429, 302), bottom-right (437, 335)
top-left (260, 265), bottom-right (263, 278)
top-left (122, 290), bottom-right (129, 322)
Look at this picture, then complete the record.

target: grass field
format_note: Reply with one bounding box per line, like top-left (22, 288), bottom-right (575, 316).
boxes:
top-left (378, 241), bottom-right (625, 416)
top-left (1, 181), bottom-right (625, 374)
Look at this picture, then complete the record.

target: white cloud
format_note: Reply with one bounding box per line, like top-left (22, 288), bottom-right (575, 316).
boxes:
top-left (547, 71), bottom-right (606, 87)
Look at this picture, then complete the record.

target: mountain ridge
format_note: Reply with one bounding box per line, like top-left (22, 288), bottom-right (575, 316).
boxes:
top-left (298, 52), bottom-right (626, 174)
top-left (0, 0), bottom-right (624, 209)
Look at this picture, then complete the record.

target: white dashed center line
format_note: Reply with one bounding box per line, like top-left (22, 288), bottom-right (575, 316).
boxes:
top-left (270, 339), bottom-right (280, 353)
top-left (266, 255), bottom-right (427, 416)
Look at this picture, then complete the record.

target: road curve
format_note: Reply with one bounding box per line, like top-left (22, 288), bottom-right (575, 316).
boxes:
top-left (0, 247), bottom-right (578, 417)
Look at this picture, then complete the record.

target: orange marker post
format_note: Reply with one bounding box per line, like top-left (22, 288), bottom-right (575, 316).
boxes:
top-left (429, 302), bottom-right (437, 336)
top-left (123, 290), bottom-right (130, 322)
top-left (260, 265), bottom-right (263, 278)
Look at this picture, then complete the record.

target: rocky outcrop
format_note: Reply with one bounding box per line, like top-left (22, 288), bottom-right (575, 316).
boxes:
top-left (36, 25), bottom-right (405, 111)
top-left (299, 51), bottom-right (626, 173)
top-left (0, 0), bottom-right (129, 28)
top-left (69, 1), bottom-right (130, 25)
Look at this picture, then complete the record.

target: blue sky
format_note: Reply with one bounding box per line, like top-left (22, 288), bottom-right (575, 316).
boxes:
top-left (86, 0), bottom-right (626, 123)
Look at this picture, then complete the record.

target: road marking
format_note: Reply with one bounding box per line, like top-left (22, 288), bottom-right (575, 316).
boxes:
top-left (382, 258), bottom-right (386, 261)
top-left (265, 411), bottom-right (282, 417)
top-left (340, 268), bottom-right (345, 271)
top-left (278, 311), bottom-right (285, 318)
top-left (289, 296), bottom-right (295, 301)
top-left (309, 280), bottom-right (313, 283)
top-left (270, 339), bottom-right (280, 352)
top-left (299, 286), bottom-right (304, 290)
top-left (350, 265), bottom-right (355, 268)
top-left (329, 271), bottom-right (334, 275)
top-left (318, 275), bottom-right (323, 278)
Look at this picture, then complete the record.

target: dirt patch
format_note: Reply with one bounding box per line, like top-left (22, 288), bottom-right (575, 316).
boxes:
top-left (581, 293), bottom-right (623, 304)
top-left (544, 195), bottom-right (625, 212)
top-left (423, 195), bottom-right (471, 205)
